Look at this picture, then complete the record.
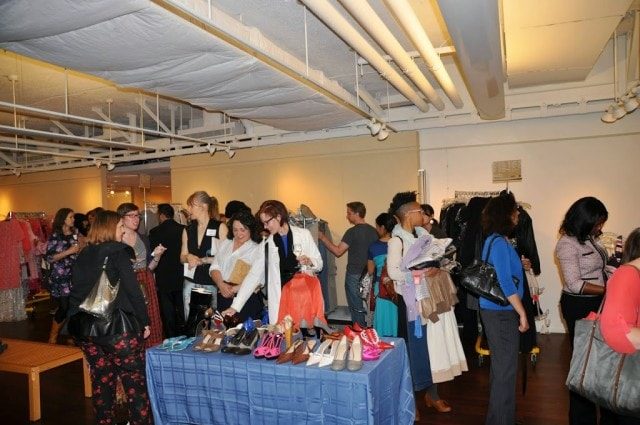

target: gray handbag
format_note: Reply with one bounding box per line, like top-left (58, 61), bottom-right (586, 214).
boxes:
top-left (79, 256), bottom-right (119, 318)
top-left (566, 315), bottom-right (640, 417)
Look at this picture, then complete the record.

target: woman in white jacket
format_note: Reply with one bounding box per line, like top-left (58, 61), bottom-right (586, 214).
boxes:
top-left (223, 200), bottom-right (323, 325)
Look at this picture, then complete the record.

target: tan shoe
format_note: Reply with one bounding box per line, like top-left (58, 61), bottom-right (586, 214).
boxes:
top-left (424, 393), bottom-right (452, 413)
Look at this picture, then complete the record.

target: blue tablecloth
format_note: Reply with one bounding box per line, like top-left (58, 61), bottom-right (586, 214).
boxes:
top-left (146, 337), bottom-right (415, 425)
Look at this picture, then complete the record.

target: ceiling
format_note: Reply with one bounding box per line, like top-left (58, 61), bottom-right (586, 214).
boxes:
top-left (0, 0), bottom-right (636, 179)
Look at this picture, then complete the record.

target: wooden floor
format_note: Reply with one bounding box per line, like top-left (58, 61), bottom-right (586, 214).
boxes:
top-left (0, 300), bottom-right (571, 425)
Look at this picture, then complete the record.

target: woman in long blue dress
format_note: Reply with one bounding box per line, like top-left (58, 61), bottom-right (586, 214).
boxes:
top-left (367, 212), bottom-right (398, 336)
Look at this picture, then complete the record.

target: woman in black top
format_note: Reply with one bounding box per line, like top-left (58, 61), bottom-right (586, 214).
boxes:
top-left (180, 191), bottom-right (228, 326)
top-left (68, 210), bottom-right (151, 425)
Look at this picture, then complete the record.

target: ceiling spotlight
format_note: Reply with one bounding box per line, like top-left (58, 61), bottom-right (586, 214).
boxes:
top-left (94, 159), bottom-right (102, 168)
top-left (207, 144), bottom-right (217, 156)
top-left (366, 119), bottom-right (382, 136)
top-left (622, 95), bottom-right (639, 113)
top-left (225, 146), bottom-right (236, 158)
top-left (12, 168), bottom-right (21, 177)
top-left (106, 162), bottom-right (115, 171)
top-left (601, 106), bottom-right (616, 123)
top-left (377, 126), bottom-right (390, 141)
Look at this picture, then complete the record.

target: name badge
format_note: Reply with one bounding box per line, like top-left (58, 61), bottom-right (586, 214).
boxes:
top-left (206, 229), bottom-right (217, 237)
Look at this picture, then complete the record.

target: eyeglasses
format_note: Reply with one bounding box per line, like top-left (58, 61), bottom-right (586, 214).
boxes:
top-left (261, 216), bottom-right (276, 227)
top-left (124, 213), bottom-right (140, 219)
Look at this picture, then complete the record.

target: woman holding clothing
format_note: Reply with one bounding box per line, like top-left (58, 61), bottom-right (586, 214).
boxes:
top-left (211, 210), bottom-right (264, 321)
top-left (180, 191), bottom-right (228, 328)
top-left (479, 193), bottom-right (528, 425)
top-left (68, 210), bottom-right (151, 425)
top-left (46, 207), bottom-right (82, 344)
top-left (555, 196), bottom-right (611, 425)
top-left (237, 200), bottom-right (322, 325)
top-left (386, 192), bottom-right (451, 419)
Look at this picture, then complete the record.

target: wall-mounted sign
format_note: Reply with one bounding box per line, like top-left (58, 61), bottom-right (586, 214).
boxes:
top-left (139, 173), bottom-right (151, 189)
top-left (492, 160), bottom-right (522, 183)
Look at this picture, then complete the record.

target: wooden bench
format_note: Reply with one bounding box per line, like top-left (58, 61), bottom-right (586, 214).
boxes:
top-left (0, 338), bottom-right (91, 421)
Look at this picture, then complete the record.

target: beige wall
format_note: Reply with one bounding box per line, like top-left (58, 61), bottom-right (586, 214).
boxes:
top-left (420, 113), bottom-right (640, 333)
top-left (171, 132), bottom-right (420, 305)
top-left (0, 166), bottom-right (106, 217)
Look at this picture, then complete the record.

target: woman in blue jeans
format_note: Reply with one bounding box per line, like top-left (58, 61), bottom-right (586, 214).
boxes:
top-left (479, 193), bottom-right (529, 425)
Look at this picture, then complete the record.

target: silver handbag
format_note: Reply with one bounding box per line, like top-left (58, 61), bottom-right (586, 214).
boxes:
top-left (566, 317), bottom-right (640, 417)
top-left (79, 256), bottom-right (119, 318)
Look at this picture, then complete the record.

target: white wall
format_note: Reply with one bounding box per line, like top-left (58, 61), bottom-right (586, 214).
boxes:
top-left (420, 113), bottom-right (640, 333)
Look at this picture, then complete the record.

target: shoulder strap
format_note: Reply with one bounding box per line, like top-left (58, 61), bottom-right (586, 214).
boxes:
top-left (263, 241), bottom-right (269, 297)
top-left (482, 235), bottom-right (499, 263)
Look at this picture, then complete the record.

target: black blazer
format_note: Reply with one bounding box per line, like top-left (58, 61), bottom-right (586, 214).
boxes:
top-left (149, 218), bottom-right (185, 292)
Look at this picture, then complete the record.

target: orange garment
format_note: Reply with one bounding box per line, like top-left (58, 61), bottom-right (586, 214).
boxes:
top-left (278, 273), bottom-right (326, 327)
top-left (600, 265), bottom-right (640, 354)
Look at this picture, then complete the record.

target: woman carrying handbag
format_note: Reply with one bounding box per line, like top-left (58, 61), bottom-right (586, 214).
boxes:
top-left (68, 210), bottom-right (152, 425)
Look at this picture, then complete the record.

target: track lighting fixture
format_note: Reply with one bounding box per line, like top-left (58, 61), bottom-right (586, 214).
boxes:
top-left (12, 168), bottom-right (21, 177)
top-left (207, 144), bottom-right (217, 156)
top-left (225, 146), bottom-right (235, 158)
top-left (94, 159), bottom-right (102, 168)
top-left (106, 162), bottom-right (115, 171)
top-left (366, 119), bottom-right (382, 136)
top-left (377, 125), bottom-right (389, 141)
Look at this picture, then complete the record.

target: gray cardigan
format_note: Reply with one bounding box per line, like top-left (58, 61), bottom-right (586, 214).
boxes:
top-left (555, 235), bottom-right (608, 294)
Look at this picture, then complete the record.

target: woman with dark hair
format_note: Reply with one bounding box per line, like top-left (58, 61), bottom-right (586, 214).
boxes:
top-left (555, 196), bottom-right (610, 425)
top-left (180, 191), bottom-right (228, 330)
top-left (479, 193), bottom-right (528, 425)
top-left (367, 212), bottom-right (398, 336)
top-left (68, 210), bottom-right (151, 425)
top-left (420, 204), bottom-right (447, 239)
top-left (386, 192), bottom-right (452, 418)
top-left (239, 199), bottom-right (323, 325)
top-left (46, 207), bottom-right (82, 344)
top-left (212, 210), bottom-right (264, 321)
top-left (117, 202), bottom-right (164, 347)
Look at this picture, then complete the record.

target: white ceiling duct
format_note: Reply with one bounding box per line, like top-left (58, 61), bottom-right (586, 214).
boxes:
top-left (300, 0), bottom-right (430, 113)
top-left (384, 0), bottom-right (463, 108)
top-left (338, 0), bottom-right (445, 110)
top-left (436, 0), bottom-right (505, 119)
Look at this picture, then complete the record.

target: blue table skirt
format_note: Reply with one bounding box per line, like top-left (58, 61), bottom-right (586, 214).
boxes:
top-left (146, 337), bottom-right (415, 425)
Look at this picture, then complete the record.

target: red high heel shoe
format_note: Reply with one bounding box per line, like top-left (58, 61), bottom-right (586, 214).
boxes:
top-left (344, 325), bottom-right (360, 341)
top-left (352, 322), bottom-right (365, 332)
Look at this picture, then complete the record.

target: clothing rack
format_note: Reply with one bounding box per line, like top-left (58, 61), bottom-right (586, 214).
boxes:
top-left (441, 191), bottom-right (531, 210)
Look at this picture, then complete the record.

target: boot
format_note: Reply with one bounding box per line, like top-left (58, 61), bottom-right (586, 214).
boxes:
top-left (48, 320), bottom-right (62, 344)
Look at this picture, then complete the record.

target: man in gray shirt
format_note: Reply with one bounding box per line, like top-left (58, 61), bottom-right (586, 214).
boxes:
top-left (318, 202), bottom-right (378, 327)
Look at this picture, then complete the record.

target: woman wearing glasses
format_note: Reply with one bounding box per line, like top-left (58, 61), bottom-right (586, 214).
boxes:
top-left (117, 203), bottom-right (164, 347)
top-left (234, 200), bottom-right (323, 325)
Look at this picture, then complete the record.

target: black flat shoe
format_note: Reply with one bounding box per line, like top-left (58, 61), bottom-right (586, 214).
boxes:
top-left (233, 329), bottom-right (259, 355)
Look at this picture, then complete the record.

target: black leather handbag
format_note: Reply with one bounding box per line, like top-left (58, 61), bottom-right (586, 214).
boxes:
top-left (460, 236), bottom-right (509, 306)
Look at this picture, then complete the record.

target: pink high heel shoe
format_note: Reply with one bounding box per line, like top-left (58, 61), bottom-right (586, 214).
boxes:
top-left (264, 332), bottom-right (284, 360)
top-left (253, 332), bottom-right (275, 358)
top-left (362, 345), bottom-right (382, 361)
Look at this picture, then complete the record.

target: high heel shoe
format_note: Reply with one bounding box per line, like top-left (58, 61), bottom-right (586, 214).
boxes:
top-left (202, 330), bottom-right (224, 352)
top-left (221, 328), bottom-right (246, 353)
top-left (282, 315), bottom-right (294, 350)
top-left (277, 339), bottom-right (303, 364)
top-left (346, 335), bottom-right (363, 371)
top-left (253, 332), bottom-right (275, 358)
top-left (292, 339), bottom-right (317, 365)
top-left (264, 333), bottom-right (284, 360)
top-left (330, 335), bottom-right (349, 371)
top-left (307, 339), bottom-right (332, 366)
top-left (319, 339), bottom-right (340, 368)
top-left (352, 322), bottom-right (365, 332)
top-left (313, 317), bottom-right (336, 339)
top-left (424, 393), bottom-right (452, 413)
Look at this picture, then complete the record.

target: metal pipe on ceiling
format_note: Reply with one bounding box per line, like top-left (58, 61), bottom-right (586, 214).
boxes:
top-left (0, 124), bottom-right (153, 152)
top-left (300, 0), bottom-right (430, 113)
top-left (0, 101), bottom-right (231, 149)
top-left (338, 0), bottom-right (445, 110)
top-left (384, 0), bottom-right (463, 108)
top-left (0, 145), bottom-right (97, 161)
top-left (0, 135), bottom-right (108, 154)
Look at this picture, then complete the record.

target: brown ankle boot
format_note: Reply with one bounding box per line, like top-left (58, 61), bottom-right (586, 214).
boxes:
top-left (48, 320), bottom-right (62, 344)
